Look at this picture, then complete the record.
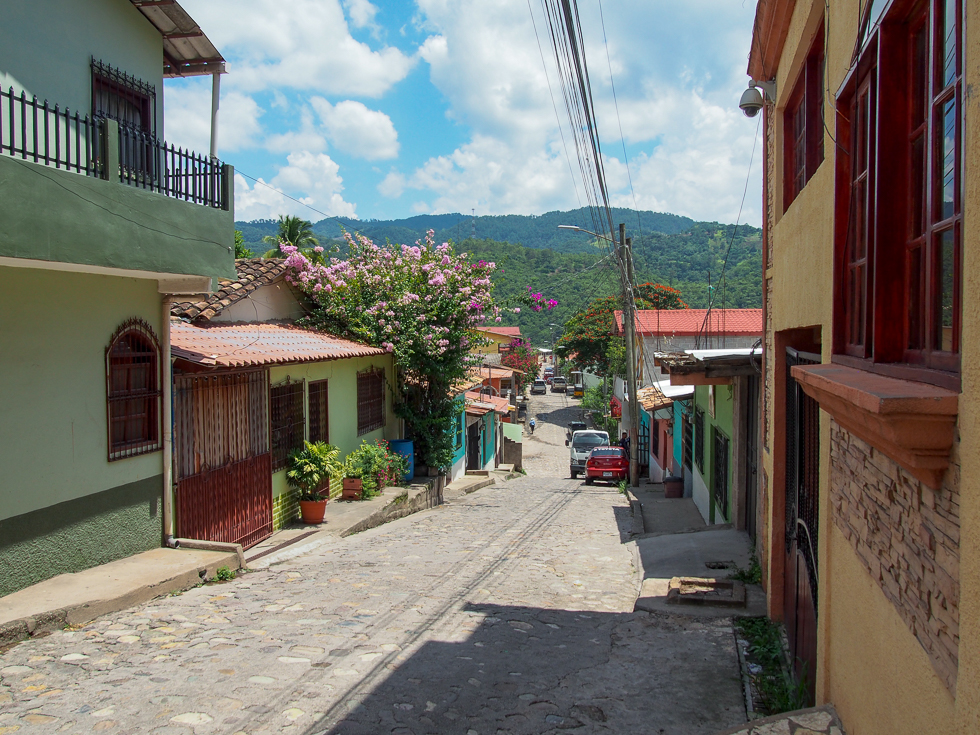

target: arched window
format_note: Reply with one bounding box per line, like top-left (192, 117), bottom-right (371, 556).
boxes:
top-left (106, 319), bottom-right (161, 460)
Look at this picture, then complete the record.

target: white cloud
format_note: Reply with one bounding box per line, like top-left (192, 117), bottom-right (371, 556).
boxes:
top-left (343, 0), bottom-right (379, 30)
top-left (234, 152), bottom-right (357, 221)
top-left (163, 83), bottom-right (262, 155)
top-left (378, 171), bottom-right (406, 198)
top-left (265, 108), bottom-right (327, 154)
top-left (176, 0), bottom-right (415, 97)
top-left (310, 99), bottom-right (399, 160)
top-left (405, 0), bottom-right (762, 225)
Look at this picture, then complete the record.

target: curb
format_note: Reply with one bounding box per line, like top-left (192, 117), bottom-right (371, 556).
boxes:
top-left (0, 550), bottom-right (240, 649)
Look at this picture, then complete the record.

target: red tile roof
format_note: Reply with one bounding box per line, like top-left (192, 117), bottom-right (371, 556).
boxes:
top-left (613, 309), bottom-right (763, 337)
top-left (477, 326), bottom-right (522, 337)
top-left (171, 321), bottom-right (385, 368)
top-left (171, 258), bottom-right (293, 322)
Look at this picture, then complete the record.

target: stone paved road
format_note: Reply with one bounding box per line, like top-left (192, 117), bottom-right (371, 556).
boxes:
top-left (0, 393), bottom-right (745, 735)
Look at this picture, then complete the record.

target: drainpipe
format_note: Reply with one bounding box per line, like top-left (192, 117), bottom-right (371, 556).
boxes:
top-left (161, 296), bottom-right (179, 549)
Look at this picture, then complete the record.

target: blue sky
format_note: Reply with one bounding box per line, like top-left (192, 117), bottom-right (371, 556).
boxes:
top-left (165, 0), bottom-right (762, 226)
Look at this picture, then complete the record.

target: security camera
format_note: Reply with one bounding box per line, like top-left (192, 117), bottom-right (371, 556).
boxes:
top-left (739, 86), bottom-right (764, 117)
top-left (739, 79), bottom-right (776, 118)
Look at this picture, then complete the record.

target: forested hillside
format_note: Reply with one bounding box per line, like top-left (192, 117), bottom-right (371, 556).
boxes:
top-left (236, 209), bottom-right (761, 347)
top-left (237, 207), bottom-right (695, 255)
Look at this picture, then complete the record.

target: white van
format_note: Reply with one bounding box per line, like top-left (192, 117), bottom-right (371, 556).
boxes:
top-left (566, 430), bottom-right (610, 479)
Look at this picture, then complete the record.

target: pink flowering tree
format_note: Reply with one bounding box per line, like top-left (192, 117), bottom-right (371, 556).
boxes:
top-left (282, 230), bottom-right (554, 469)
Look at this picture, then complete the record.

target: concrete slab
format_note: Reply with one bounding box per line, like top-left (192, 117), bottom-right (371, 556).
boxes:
top-left (631, 484), bottom-right (709, 535)
top-left (246, 477), bottom-right (442, 568)
top-left (633, 527), bottom-right (766, 617)
top-left (712, 704), bottom-right (843, 735)
top-left (0, 546), bottom-right (239, 645)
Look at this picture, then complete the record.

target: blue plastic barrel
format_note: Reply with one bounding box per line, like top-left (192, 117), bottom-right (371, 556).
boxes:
top-left (388, 439), bottom-right (415, 482)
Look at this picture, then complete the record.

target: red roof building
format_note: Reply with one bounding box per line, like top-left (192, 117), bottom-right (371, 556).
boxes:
top-left (612, 309), bottom-right (763, 337)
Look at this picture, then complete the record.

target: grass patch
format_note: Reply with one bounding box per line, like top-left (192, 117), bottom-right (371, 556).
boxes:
top-left (735, 616), bottom-right (809, 716)
top-left (729, 555), bottom-right (762, 585)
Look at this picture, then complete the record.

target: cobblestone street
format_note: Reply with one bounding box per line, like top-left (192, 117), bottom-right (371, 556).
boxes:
top-left (0, 393), bottom-right (745, 735)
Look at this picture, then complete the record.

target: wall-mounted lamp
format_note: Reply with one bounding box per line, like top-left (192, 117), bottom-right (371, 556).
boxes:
top-left (739, 79), bottom-right (776, 118)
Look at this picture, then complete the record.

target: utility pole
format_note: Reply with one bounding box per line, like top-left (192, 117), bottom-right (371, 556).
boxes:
top-left (619, 224), bottom-right (640, 488)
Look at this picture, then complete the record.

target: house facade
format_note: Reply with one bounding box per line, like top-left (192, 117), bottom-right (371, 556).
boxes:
top-left (170, 259), bottom-right (397, 544)
top-left (748, 0), bottom-right (978, 730)
top-left (0, 0), bottom-right (233, 596)
top-left (472, 326), bottom-right (522, 355)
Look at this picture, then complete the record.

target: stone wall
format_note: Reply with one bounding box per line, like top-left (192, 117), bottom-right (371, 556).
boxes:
top-left (829, 421), bottom-right (960, 691)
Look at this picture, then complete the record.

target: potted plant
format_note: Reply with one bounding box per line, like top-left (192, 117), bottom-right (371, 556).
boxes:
top-left (286, 441), bottom-right (343, 523)
top-left (342, 440), bottom-right (409, 499)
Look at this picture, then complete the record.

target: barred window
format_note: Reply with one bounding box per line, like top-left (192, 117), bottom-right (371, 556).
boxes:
top-left (357, 368), bottom-right (385, 435)
top-left (308, 380), bottom-right (329, 444)
top-left (91, 58), bottom-right (156, 135)
top-left (683, 414), bottom-right (693, 470)
top-left (106, 319), bottom-right (161, 460)
top-left (694, 407), bottom-right (705, 473)
top-left (271, 379), bottom-right (305, 470)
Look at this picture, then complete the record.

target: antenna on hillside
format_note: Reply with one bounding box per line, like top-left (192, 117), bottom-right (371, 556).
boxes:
top-left (471, 208), bottom-right (476, 240)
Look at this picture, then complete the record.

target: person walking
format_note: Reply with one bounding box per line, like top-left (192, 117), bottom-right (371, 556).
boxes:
top-left (529, 418), bottom-right (536, 435)
top-left (619, 431), bottom-right (630, 459)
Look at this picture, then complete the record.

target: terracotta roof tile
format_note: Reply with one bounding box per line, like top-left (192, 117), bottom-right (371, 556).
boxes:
top-left (171, 321), bottom-right (386, 368)
top-left (171, 258), bottom-right (292, 322)
top-left (477, 326), bottom-right (522, 337)
top-left (613, 309), bottom-right (763, 337)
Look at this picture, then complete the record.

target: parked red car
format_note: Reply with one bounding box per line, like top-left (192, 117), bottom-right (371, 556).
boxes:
top-left (584, 446), bottom-right (628, 485)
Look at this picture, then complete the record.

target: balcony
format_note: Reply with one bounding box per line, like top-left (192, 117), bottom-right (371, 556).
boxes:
top-left (0, 87), bottom-right (235, 284)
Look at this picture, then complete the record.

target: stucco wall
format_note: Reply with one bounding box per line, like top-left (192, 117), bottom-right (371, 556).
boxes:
top-left (212, 282), bottom-right (306, 323)
top-left (268, 355), bottom-right (397, 515)
top-left (758, 0), bottom-right (980, 731)
top-left (692, 384), bottom-right (735, 524)
top-left (0, 0), bottom-right (164, 136)
top-left (0, 155), bottom-right (235, 279)
top-left (0, 266), bottom-right (166, 593)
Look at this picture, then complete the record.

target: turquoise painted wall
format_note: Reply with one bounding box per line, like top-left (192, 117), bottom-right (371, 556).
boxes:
top-left (0, 266), bottom-right (166, 594)
top-left (673, 399), bottom-right (689, 471)
top-left (0, 155), bottom-right (235, 280)
top-left (1, 0), bottom-right (165, 136)
top-left (452, 397), bottom-right (466, 467)
top-left (483, 413), bottom-right (497, 467)
top-left (693, 385), bottom-right (735, 522)
top-left (269, 355), bottom-right (396, 504)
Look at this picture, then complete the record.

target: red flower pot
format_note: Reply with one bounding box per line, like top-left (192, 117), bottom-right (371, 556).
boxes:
top-left (299, 499), bottom-right (327, 524)
top-left (342, 477), bottom-right (363, 500)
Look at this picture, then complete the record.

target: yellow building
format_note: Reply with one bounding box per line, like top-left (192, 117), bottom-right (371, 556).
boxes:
top-left (747, 0), bottom-right (978, 732)
top-left (471, 326), bottom-right (523, 355)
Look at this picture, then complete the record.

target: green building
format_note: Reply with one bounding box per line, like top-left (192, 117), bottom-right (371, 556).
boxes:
top-left (0, 0), bottom-right (233, 596)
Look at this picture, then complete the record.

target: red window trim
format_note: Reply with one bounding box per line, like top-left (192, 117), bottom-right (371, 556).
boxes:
top-left (308, 379), bottom-right (329, 444)
top-left (832, 0), bottom-right (963, 391)
top-left (106, 318), bottom-right (162, 461)
top-left (784, 25), bottom-right (825, 210)
top-left (357, 368), bottom-right (386, 436)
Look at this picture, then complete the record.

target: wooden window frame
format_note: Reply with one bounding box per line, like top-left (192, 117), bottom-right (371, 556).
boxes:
top-left (833, 0), bottom-right (963, 390)
top-left (357, 368), bottom-right (386, 436)
top-left (308, 379), bottom-right (329, 444)
top-left (270, 378), bottom-right (305, 471)
top-left (106, 318), bottom-right (162, 461)
top-left (784, 25), bottom-right (825, 210)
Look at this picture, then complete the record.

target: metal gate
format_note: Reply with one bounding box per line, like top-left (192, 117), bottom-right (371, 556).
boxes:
top-left (174, 370), bottom-right (273, 549)
top-left (784, 348), bottom-right (821, 704)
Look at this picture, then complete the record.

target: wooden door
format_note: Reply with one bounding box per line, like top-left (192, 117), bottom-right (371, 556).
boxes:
top-left (783, 348), bottom-right (820, 704)
top-left (174, 370), bottom-right (273, 549)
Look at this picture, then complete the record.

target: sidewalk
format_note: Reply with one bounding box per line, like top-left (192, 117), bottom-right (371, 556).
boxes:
top-left (0, 475), bottom-right (459, 648)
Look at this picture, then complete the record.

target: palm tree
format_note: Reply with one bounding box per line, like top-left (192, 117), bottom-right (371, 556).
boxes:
top-left (262, 215), bottom-right (319, 258)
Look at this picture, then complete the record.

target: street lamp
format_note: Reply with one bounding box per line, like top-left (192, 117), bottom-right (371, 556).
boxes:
top-left (558, 224), bottom-right (616, 243)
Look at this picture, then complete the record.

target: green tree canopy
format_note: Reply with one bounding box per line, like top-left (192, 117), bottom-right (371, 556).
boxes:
top-left (556, 283), bottom-right (687, 375)
top-left (262, 215), bottom-right (320, 257)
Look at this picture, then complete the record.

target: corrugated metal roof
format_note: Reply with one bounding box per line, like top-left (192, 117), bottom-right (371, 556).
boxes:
top-left (171, 322), bottom-right (386, 368)
top-left (613, 309), bottom-right (763, 336)
top-left (129, 0), bottom-right (225, 77)
top-left (464, 391), bottom-right (511, 414)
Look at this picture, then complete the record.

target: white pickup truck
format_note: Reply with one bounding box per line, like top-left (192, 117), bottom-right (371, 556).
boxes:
top-left (566, 430), bottom-right (610, 479)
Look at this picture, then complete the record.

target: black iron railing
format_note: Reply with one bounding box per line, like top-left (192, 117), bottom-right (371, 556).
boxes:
top-left (2, 86), bottom-right (227, 210)
top-left (1, 86), bottom-right (103, 177)
top-left (118, 122), bottom-right (226, 209)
